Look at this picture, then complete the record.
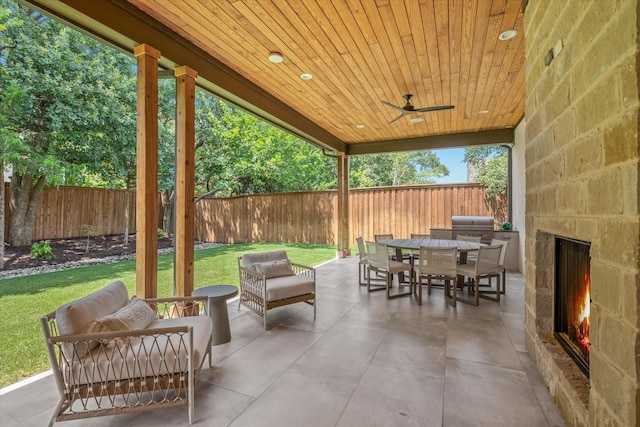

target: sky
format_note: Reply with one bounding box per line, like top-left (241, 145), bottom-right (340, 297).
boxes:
top-left (431, 148), bottom-right (468, 184)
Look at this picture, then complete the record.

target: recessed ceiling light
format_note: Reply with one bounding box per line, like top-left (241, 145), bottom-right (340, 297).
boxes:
top-left (479, 109), bottom-right (490, 114)
top-left (300, 73), bottom-right (313, 80)
top-left (499, 30), bottom-right (518, 41)
top-left (268, 52), bottom-right (283, 63)
top-left (410, 117), bottom-right (424, 123)
top-left (356, 124), bottom-right (365, 128)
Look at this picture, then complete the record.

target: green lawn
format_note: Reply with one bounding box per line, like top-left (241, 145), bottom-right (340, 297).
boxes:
top-left (0, 243), bottom-right (338, 388)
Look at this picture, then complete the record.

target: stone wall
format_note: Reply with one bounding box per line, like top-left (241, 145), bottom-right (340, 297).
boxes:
top-left (524, 1), bottom-right (640, 427)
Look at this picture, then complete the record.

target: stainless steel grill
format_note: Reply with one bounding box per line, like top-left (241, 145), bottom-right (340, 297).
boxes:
top-left (451, 216), bottom-right (495, 243)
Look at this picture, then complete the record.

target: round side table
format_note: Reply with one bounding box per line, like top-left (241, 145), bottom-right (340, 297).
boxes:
top-left (192, 285), bottom-right (239, 345)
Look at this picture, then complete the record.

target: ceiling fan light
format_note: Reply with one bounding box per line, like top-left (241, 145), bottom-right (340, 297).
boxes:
top-left (410, 117), bottom-right (424, 123)
top-left (268, 52), bottom-right (284, 63)
top-left (499, 30), bottom-right (518, 41)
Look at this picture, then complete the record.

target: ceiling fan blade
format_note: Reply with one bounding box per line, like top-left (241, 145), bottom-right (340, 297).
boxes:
top-left (388, 113), bottom-right (405, 124)
top-left (381, 100), bottom-right (405, 112)
top-left (414, 105), bottom-right (455, 113)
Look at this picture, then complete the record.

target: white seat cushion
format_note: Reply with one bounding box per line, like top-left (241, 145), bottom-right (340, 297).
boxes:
top-left (265, 275), bottom-right (314, 301)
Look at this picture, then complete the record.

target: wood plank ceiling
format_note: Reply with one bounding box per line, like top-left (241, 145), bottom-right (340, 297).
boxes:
top-left (22, 0), bottom-right (525, 154)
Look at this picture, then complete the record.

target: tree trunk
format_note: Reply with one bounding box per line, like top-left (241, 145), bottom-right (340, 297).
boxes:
top-left (124, 189), bottom-right (130, 245)
top-left (162, 190), bottom-right (175, 236)
top-left (8, 173), bottom-right (47, 247)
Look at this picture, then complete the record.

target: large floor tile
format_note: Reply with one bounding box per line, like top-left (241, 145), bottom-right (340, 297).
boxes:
top-left (289, 321), bottom-right (386, 388)
top-left (446, 315), bottom-right (523, 371)
top-left (443, 358), bottom-right (549, 427)
top-left (371, 320), bottom-right (447, 379)
top-left (229, 371), bottom-right (353, 427)
top-left (201, 326), bottom-right (322, 397)
top-left (337, 363), bottom-right (444, 427)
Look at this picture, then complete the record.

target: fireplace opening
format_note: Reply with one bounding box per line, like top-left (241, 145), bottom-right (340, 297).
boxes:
top-left (554, 237), bottom-right (591, 377)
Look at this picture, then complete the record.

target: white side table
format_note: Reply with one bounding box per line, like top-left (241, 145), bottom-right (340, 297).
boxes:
top-left (192, 285), bottom-right (238, 345)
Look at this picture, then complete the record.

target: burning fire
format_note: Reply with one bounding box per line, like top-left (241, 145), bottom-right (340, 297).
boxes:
top-left (575, 272), bottom-right (590, 359)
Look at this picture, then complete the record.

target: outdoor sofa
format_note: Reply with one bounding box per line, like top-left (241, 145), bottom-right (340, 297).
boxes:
top-left (40, 280), bottom-right (213, 426)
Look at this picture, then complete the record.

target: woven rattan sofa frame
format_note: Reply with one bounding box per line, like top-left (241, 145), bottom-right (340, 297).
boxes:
top-left (237, 257), bottom-right (316, 329)
top-left (41, 296), bottom-right (212, 426)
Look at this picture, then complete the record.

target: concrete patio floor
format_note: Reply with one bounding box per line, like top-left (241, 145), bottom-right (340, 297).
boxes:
top-left (0, 256), bottom-right (566, 426)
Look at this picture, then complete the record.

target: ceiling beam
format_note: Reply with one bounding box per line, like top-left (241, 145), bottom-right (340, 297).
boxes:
top-left (19, 0), bottom-right (346, 153)
top-left (346, 129), bottom-right (515, 155)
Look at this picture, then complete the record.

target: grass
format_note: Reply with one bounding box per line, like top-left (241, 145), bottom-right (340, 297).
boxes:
top-left (0, 242), bottom-right (338, 389)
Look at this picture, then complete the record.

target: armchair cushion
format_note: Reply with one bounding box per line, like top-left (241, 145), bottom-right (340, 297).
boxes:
top-left (93, 296), bottom-right (157, 332)
top-left (265, 275), bottom-right (315, 301)
top-left (254, 259), bottom-right (295, 279)
top-left (241, 250), bottom-right (288, 269)
top-left (55, 280), bottom-right (129, 359)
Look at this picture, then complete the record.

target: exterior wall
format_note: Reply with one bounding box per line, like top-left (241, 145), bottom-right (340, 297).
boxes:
top-left (512, 119), bottom-right (526, 273)
top-left (524, 1), bottom-right (640, 427)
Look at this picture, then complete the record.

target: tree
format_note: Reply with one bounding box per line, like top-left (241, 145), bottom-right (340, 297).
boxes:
top-left (463, 146), bottom-right (508, 197)
top-left (192, 95), bottom-right (336, 197)
top-left (350, 151), bottom-right (449, 188)
top-left (464, 145), bottom-right (508, 221)
top-left (0, 2), bottom-right (140, 246)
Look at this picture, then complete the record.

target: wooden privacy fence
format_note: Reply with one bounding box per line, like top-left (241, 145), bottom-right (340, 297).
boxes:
top-left (3, 184), bottom-right (137, 241)
top-left (4, 183), bottom-right (503, 244)
top-left (195, 183), bottom-right (503, 244)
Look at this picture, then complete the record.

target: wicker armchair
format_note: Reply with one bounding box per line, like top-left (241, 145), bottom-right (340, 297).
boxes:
top-left (238, 250), bottom-right (316, 329)
top-left (41, 281), bottom-right (212, 426)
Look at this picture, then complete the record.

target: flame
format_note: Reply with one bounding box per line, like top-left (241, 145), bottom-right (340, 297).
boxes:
top-left (576, 272), bottom-right (590, 357)
top-left (578, 274), bottom-right (590, 323)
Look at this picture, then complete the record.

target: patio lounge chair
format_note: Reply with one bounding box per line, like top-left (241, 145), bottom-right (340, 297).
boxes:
top-left (238, 250), bottom-right (316, 329)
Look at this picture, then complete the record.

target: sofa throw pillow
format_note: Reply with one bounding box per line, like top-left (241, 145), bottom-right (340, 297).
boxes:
top-left (254, 259), bottom-right (295, 279)
top-left (94, 296), bottom-right (157, 332)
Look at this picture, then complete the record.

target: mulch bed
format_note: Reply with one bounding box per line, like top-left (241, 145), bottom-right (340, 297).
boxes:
top-left (2, 234), bottom-right (175, 271)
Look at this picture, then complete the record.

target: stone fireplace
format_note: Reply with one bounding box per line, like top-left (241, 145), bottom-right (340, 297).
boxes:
top-left (524, 1), bottom-right (640, 426)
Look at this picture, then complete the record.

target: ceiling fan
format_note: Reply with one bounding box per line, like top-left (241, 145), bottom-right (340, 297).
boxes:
top-left (382, 94), bottom-right (454, 124)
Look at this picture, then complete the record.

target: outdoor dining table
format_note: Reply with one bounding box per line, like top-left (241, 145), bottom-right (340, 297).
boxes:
top-left (379, 238), bottom-right (483, 283)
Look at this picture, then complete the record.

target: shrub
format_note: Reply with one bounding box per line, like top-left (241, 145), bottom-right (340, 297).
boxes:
top-left (30, 241), bottom-right (53, 260)
top-left (157, 228), bottom-right (164, 238)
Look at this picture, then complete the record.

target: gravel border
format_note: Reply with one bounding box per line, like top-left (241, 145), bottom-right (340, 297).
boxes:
top-left (0, 242), bottom-right (226, 280)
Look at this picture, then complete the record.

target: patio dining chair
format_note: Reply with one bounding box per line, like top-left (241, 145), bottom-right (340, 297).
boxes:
top-left (374, 233), bottom-right (411, 262)
top-left (410, 233), bottom-right (430, 261)
top-left (366, 241), bottom-right (414, 299)
top-left (415, 246), bottom-right (458, 306)
top-left (356, 236), bottom-right (384, 287)
top-left (456, 245), bottom-right (503, 305)
top-left (490, 238), bottom-right (509, 294)
top-left (456, 234), bottom-right (481, 264)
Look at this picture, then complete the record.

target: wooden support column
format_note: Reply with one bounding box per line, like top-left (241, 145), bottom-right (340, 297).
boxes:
top-left (174, 66), bottom-right (197, 297)
top-left (134, 44), bottom-right (160, 298)
top-left (337, 152), bottom-right (351, 257)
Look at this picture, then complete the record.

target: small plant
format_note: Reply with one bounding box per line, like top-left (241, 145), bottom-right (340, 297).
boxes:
top-left (30, 241), bottom-right (53, 260)
top-left (157, 228), bottom-right (164, 238)
top-left (82, 224), bottom-right (99, 255)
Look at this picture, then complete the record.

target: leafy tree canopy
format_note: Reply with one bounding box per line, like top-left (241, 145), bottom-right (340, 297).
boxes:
top-left (464, 145), bottom-right (508, 197)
